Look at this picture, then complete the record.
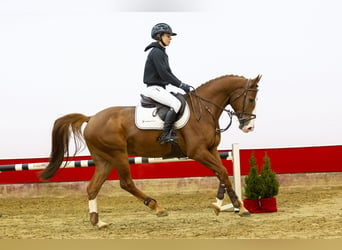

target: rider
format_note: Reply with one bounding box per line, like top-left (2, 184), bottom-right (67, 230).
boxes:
top-left (143, 23), bottom-right (191, 144)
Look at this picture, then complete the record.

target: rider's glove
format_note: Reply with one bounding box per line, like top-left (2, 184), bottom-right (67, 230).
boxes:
top-left (179, 82), bottom-right (191, 93)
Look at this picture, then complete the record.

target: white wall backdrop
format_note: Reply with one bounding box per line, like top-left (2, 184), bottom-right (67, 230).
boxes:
top-left (0, 0), bottom-right (341, 159)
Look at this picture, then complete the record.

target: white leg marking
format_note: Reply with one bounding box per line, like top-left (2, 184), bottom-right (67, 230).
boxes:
top-left (89, 198), bottom-right (98, 213)
top-left (89, 198), bottom-right (108, 228)
top-left (213, 198), bottom-right (223, 207)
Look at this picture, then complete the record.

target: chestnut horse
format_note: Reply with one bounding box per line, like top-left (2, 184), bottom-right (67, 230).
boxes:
top-left (39, 74), bottom-right (261, 228)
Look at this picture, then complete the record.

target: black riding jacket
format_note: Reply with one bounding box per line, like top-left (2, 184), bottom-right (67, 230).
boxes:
top-left (143, 42), bottom-right (182, 88)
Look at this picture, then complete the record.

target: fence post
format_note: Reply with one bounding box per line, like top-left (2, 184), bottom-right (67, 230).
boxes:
top-left (215, 143), bottom-right (242, 212)
top-left (232, 143), bottom-right (242, 201)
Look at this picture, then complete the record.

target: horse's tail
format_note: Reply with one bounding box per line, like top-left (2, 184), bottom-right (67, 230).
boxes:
top-left (39, 113), bottom-right (90, 181)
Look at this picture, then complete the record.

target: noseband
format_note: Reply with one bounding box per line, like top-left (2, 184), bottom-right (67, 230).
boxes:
top-left (189, 78), bottom-right (258, 133)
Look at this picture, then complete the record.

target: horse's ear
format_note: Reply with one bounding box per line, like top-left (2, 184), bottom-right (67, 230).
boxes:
top-left (255, 74), bottom-right (262, 83)
top-left (251, 74), bottom-right (262, 88)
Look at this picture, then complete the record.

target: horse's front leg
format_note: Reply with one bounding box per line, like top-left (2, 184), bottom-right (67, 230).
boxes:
top-left (213, 162), bottom-right (250, 217)
top-left (224, 182), bottom-right (250, 217)
top-left (215, 165), bottom-right (250, 217)
top-left (192, 149), bottom-right (250, 217)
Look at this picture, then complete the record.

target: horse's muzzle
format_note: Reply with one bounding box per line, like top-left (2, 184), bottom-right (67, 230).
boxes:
top-left (239, 119), bottom-right (255, 133)
top-left (241, 125), bottom-right (254, 133)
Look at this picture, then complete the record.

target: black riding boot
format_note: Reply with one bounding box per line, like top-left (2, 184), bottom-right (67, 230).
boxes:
top-left (159, 108), bottom-right (178, 144)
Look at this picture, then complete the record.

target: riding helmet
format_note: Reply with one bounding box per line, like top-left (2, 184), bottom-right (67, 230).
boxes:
top-left (151, 23), bottom-right (177, 40)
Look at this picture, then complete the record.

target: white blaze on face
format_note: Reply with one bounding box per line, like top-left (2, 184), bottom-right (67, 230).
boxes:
top-left (241, 99), bottom-right (257, 133)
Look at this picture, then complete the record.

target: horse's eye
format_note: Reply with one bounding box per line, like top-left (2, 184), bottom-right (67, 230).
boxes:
top-left (248, 98), bottom-right (255, 103)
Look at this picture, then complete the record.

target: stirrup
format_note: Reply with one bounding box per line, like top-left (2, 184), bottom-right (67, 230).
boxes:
top-left (159, 136), bottom-right (178, 144)
top-left (159, 132), bottom-right (178, 144)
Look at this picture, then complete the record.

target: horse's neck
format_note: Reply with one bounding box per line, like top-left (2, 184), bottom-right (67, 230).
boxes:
top-left (199, 76), bottom-right (245, 107)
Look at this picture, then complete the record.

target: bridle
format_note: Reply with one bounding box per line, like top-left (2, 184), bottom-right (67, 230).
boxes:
top-left (188, 78), bottom-right (258, 133)
top-left (230, 79), bottom-right (258, 129)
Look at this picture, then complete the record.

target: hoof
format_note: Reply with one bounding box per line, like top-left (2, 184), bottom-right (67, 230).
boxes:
top-left (156, 209), bottom-right (168, 217)
top-left (238, 211), bottom-right (251, 217)
top-left (96, 220), bottom-right (109, 229)
top-left (211, 203), bottom-right (221, 216)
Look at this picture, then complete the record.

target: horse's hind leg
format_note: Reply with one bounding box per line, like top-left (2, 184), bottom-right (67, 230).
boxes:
top-left (114, 157), bottom-right (168, 217)
top-left (87, 158), bottom-right (114, 229)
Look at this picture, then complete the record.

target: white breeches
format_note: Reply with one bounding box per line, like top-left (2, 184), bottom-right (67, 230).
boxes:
top-left (143, 85), bottom-right (181, 113)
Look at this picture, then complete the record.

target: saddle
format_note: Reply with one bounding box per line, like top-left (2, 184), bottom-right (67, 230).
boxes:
top-left (136, 92), bottom-right (190, 158)
top-left (135, 92), bottom-right (190, 131)
top-left (140, 92), bottom-right (187, 121)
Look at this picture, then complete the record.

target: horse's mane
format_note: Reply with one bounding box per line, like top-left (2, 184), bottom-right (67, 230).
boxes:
top-left (197, 74), bottom-right (246, 88)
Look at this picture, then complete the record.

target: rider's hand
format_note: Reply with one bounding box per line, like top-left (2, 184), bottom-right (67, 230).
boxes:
top-left (180, 83), bottom-right (191, 93)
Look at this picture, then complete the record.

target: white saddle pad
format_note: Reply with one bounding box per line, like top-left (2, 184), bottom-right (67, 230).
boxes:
top-left (135, 103), bottom-right (190, 130)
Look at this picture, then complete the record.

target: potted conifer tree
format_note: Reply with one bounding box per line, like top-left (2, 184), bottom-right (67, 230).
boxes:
top-left (243, 152), bottom-right (263, 213)
top-left (259, 153), bottom-right (279, 212)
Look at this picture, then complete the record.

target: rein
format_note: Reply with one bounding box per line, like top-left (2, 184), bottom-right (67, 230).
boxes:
top-left (188, 78), bottom-right (258, 133)
top-left (189, 89), bottom-right (234, 133)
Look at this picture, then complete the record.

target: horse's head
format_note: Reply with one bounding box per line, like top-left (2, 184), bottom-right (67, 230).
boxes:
top-left (230, 75), bottom-right (261, 133)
